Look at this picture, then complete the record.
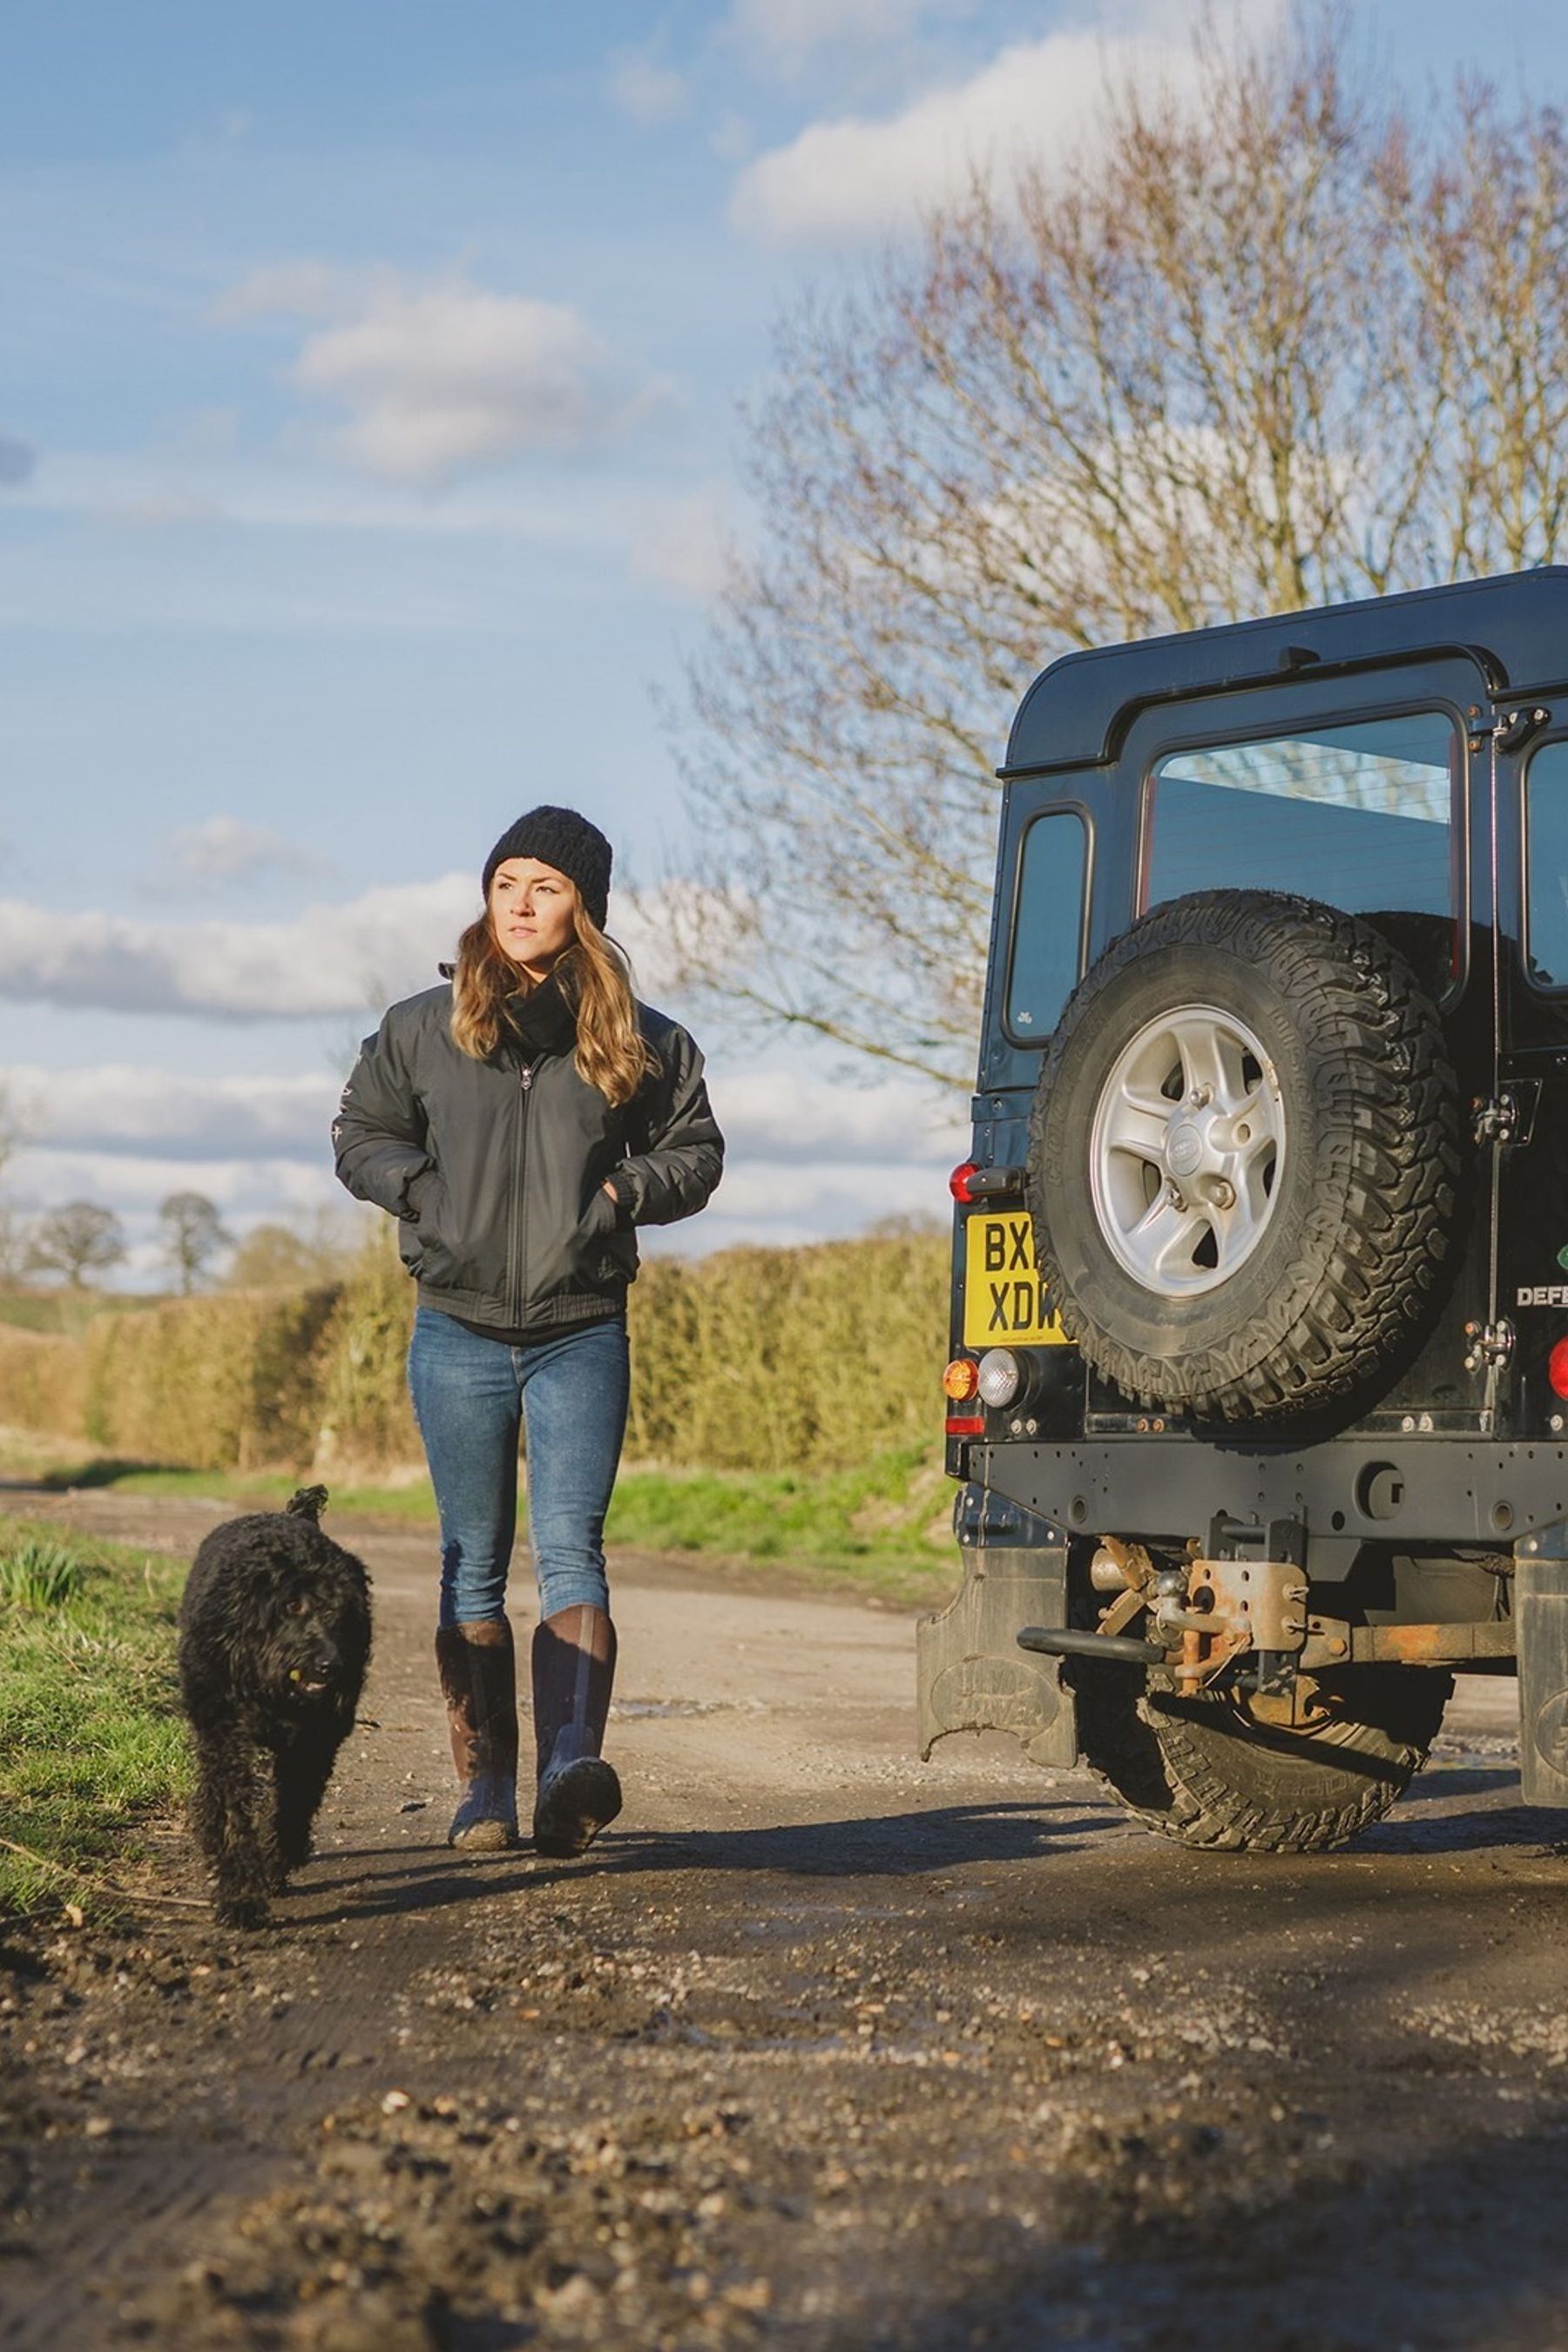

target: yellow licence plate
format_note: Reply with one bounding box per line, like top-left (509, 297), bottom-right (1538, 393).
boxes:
top-left (963, 1212), bottom-right (1073, 1351)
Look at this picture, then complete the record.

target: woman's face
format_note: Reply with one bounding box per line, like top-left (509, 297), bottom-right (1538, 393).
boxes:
top-left (489, 857), bottom-right (578, 978)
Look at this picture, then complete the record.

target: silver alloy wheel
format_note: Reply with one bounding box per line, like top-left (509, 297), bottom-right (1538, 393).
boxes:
top-left (1087, 1002), bottom-right (1286, 1298)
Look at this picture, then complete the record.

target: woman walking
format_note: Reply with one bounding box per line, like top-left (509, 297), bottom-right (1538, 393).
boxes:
top-left (333, 808), bottom-right (724, 1856)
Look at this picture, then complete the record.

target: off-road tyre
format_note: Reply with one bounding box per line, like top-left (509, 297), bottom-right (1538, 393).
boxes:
top-left (1073, 1663), bottom-right (1453, 1852)
top-left (1028, 889), bottom-right (1462, 1421)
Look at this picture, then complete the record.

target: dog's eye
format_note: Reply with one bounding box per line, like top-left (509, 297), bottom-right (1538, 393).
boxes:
top-left (286, 1596), bottom-right (310, 1618)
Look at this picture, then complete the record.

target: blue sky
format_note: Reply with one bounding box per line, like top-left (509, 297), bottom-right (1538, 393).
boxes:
top-left (3, 0), bottom-right (1567, 1281)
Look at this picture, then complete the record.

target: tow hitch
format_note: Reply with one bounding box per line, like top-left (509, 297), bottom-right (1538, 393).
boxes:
top-left (1019, 1517), bottom-right (1310, 1693)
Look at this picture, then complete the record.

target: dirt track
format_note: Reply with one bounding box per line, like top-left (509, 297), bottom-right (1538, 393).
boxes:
top-left (3, 1488), bottom-right (1568, 2350)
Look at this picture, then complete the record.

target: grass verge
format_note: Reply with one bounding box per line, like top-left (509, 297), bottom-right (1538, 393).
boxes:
top-left (9, 1446), bottom-right (962, 1603)
top-left (608, 1445), bottom-right (956, 1601)
top-left (0, 1520), bottom-right (189, 1921)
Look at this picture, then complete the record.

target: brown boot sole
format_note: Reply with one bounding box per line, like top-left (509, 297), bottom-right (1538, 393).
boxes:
top-left (533, 1758), bottom-right (622, 1859)
top-left (449, 1816), bottom-right (516, 1854)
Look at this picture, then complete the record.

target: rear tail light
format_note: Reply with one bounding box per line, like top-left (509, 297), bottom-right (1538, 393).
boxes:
top-left (943, 1357), bottom-right (979, 1401)
top-left (1550, 1336), bottom-right (1568, 1400)
top-left (945, 1413), bottom-right (986, 1436)
top-left (949, 1161), bottom-right (979, 1203)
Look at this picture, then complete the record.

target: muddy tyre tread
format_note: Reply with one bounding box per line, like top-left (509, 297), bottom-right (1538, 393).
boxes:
top-left (1029, 891), bottom-right (1462, 1422)
top-left (1075, 1666), bottom-right (1452, 1854)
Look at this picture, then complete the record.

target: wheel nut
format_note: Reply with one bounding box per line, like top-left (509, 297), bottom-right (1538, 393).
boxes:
top-left (1212, 1179), bottom-right (1235, 1209)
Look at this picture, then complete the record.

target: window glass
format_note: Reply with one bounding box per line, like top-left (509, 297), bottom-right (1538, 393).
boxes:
top-left (1005, 810), bottom-right (1089, 1043)
top-left (1527, 741), bottom-right (1568, 988)
top-left (1146, 712), bottom-right (1458, 994)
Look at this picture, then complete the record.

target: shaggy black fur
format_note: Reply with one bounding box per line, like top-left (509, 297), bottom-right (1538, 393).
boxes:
top-left (178, 1485), bottom-right (371, 1929)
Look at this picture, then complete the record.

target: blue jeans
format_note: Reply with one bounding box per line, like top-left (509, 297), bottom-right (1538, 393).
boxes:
top-left (407, 1308), bottom-right (630, 1627)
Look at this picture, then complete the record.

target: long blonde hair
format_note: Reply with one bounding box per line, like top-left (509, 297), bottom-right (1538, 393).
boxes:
top-left (449, 890), bottom-right (659, 1107)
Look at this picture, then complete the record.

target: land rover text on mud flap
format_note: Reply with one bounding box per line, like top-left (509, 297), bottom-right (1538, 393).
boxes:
top-left (917, 568), bottom-right (1568, 1850)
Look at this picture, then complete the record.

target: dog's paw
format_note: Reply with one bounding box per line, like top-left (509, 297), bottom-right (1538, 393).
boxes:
top-left (214, 1893), bottom-right (271, 1932)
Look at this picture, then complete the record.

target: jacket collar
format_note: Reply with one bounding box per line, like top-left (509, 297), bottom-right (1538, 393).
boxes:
top-left (503, 969), bottom-right (578, 1062)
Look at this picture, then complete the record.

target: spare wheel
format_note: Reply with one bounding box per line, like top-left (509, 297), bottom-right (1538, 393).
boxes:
top-left (1027, 889), bottom-right (1462, 1422)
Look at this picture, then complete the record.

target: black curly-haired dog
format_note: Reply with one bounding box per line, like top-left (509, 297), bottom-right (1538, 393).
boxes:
top-left (178, 1485), bottom-right (371, 1929)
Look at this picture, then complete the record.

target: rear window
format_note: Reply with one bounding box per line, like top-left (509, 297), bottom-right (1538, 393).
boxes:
top-left (1144, 712), bottom-right (1460, 996)
top-left (1526, 740), bottom-right (1568, 990)
top-left (1004, 808), bottom-right (1090, 1044)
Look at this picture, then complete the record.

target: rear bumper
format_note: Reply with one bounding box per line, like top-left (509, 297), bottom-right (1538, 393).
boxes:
top-left (973, 1436), bottom-right (1568, 1556)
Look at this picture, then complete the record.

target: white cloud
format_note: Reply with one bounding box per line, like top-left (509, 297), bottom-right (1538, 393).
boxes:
top-left (0, 876), bottom-right (705, 1024)
top-left (156, 816), bottom-right (323, 891)
top-left (730, 4), bottom-right (1273, 243)
top-left (608, 47), bottom-right (690, 125)
top-left (666, 1157), bottom-right (950, 1251)
top-left (8, 1066), bottom-right (337, 1161)
top-left (0, 874), bottom-right (478, 1020)
top-left (294, 283), bottom-right (618, 483)
top-left (709, 1067), bottom-right (965, 1167)
top-left (221, 265), bottom-right (668, 485)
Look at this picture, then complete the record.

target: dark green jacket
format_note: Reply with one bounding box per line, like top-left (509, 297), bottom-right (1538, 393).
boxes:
top-left (332, 983), bottom-right (723, 1333)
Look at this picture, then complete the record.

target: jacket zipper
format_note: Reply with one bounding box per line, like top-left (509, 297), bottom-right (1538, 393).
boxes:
top-left (509, 1059), bottom-right (534, 1324)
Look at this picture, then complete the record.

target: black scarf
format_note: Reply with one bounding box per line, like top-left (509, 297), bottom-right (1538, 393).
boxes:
top-left (504, 970), bottom-right (578, 1062)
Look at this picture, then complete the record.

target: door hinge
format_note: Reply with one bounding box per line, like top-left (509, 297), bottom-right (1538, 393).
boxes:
top-left (1470, 706), bottom-right (1551, 754)
top-left (1496, 706), bottom-right (1552, 755)
top-left (1463, 1317), bottom-right (1515, 1372)
top-left (1472, 1088), bottom-right (1531, 1148)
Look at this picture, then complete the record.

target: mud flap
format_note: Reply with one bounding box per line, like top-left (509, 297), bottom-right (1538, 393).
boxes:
top-left (1515, 1523), bottom-right (1568, 1805)
top-left (916, 1485), bottom-right (1077, 1769)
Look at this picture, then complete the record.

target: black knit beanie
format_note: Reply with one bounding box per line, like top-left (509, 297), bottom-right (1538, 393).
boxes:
top-left (482, 806), bottom-right (612, 932)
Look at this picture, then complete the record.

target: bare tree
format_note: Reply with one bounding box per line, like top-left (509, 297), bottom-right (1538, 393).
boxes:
top-left (29, 1201), bottom-right (126, 1290)
top-left (668, 10), bottom-right (1568, 1088)
top-left (0, 1206), bottom-right (32, 1287)
top-left (158, 1191), bottom-right (233, 1294)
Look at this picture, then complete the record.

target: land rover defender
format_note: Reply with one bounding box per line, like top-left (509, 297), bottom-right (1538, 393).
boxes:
top-left (918, 568), bottom-right (1568, 1848)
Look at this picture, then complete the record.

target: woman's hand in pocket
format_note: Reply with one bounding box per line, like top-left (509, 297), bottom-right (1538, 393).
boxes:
top-left (407, 1166), bottom-right (447, 1232)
